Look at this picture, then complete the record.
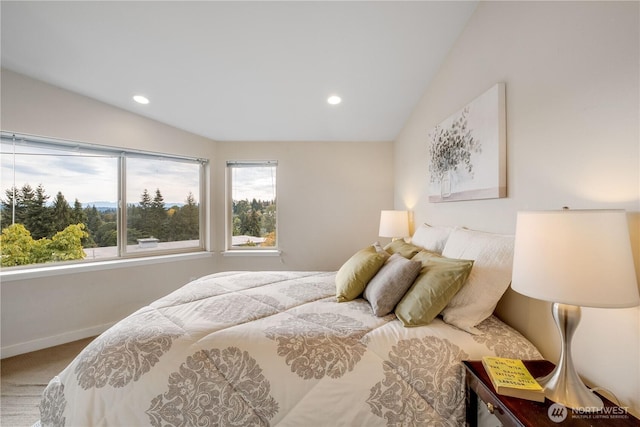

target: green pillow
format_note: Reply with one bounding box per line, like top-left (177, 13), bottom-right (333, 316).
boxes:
top-left (336, 245), bottom-right (387, 302)
top-left (395, 251), bottom-right (473, 326)
top-left (384, 240), bottom-right (422, 259)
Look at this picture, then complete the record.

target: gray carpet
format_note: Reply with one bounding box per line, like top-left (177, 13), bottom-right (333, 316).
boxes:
top-left (1, 338), bottom-right (94, 427)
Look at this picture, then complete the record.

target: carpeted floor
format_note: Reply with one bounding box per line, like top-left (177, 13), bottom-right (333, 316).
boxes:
top-left (1, 338), bottom-right (94, 427)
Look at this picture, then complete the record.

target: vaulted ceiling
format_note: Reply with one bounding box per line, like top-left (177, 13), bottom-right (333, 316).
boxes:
top-left (1, 1), bottom-right (477, 142)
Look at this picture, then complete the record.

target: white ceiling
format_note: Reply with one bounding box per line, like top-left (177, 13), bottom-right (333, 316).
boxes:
top-left (1, 1), bottom-right (477, 142)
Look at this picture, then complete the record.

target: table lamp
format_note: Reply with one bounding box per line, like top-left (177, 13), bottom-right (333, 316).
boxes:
top-left (511, 209), bottom-right (639, 410)
top-left (378, 210), bottom-right (409, 241)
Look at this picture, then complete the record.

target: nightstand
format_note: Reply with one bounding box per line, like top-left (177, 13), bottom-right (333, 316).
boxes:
top-left (463, 360), bottom-right (639, 427)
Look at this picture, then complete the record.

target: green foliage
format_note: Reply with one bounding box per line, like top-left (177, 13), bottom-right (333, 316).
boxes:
top-left (231, 198), bottom-right (276, 247)
top-left (49, 224), bottom-right (88, 261)
top-left (0, 224), bottom-right (35, 266)
top-left (1, 184), bottom-right (200, 266)
top-left (51, 191), bottom-right (72, 233)
top-left (0, 223), bottom-right (88, 266)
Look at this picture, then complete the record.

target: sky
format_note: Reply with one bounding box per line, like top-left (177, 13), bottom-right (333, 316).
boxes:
top-left (231, 165), bottom-right (276, 202)
top-left (1, 142), bottom-right (200, 206)
top-left (1, 142), bottom-right (277, 207)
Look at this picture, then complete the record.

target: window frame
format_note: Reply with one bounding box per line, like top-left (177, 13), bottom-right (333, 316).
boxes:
top-left (225, 160), bottom-right (279, 253)
top-left (0, 131), bottom-right (209, 270)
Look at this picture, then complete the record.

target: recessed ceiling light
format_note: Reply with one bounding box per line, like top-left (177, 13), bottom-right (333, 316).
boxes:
top-left (327, 95), bottom-right (342, 105)
top-left (133, 95), bottom-right (149, 105)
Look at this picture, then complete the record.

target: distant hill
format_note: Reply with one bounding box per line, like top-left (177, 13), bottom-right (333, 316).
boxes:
top-left (83, 201), bottom-right (117, 210)
top-left (83, 201), bottom-right (186, 210)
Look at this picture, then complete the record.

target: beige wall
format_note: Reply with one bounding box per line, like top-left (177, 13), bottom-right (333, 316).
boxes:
top-left (394, 1), bottom-right (640, 415)
top-left (0, 70), bottom-right (394, 357)
top-left (213, 140), bottom-right (394, 271)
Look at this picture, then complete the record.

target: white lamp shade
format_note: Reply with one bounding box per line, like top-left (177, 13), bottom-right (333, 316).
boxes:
top-left (512, 210), bottom-right (639, 308)
top-left (379, 210), bottom-right (409, 238)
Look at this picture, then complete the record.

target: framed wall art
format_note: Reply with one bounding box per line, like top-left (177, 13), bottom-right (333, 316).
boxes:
top-left (428, 83), bottom-right (506, 202)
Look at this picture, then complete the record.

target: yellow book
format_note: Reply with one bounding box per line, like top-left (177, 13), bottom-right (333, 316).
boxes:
top-left (481, 356), bottom-right (545, 402)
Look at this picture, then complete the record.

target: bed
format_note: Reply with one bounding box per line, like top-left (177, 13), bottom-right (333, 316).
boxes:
top-left (37, 226), bottom-right (542, 426)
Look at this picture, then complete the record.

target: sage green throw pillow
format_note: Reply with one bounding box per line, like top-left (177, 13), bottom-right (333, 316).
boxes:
top-left (336, 245), bottom-right (387, 302)
top-left (383, 239), bottom-right (422, 259)
top-left (395, 251), bottom-right (473, 326)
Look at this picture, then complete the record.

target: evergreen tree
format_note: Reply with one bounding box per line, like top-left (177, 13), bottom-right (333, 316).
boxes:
top-left (85, 205), bottom-right (103, 244)
top-left (127, 204), bottom-right (143, 246)
top-left (169, 192), bottom-right (199, 241)
top-left (26, 185), bottom-right (53, 239)
top-left (183, 192), bottom-right (199, 240)
top-left (16, 184), bottom-right (35, 225)
top-left (51, 191), bottom-right (71, 233)
top-left (261, 202), bottom-right (276, 234)
top-left (71, 199), bottom-right (86, 225)
top-left (71, 199), bottom-right (94, 247)
top-left (150, 188), bottom-right (167, 239)
top-left (1, 187), bottom-right (18, 227)
top-left (96, 222), bottom-right (117, 247)
top-left (136, 189), bottom-right (153, 236)
top-left (241, 209), bottom-right (261, 237)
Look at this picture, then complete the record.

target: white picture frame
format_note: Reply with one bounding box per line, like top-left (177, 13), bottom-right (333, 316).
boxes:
top-left (428, 83), bottom-right (506, 203)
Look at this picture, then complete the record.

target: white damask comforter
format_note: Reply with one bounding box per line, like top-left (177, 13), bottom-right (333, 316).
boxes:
top-left (38, 271), bottom-right (541, 426)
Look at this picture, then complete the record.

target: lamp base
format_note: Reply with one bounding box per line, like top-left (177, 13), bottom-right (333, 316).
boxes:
top-left (538, 303), bottom-right (603, 411)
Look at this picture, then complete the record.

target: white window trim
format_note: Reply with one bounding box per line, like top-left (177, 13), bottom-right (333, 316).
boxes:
top-left (0, 251), bottom-right (213, 282)
top-left (0, 131), bottom-right (209, 268)
top-left (221, 249), bottom-right (282, 257)
top-left (225, 160), bottom-right (278, 252)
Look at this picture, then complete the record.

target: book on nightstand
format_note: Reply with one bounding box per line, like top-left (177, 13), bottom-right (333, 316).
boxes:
top-left (482, 356), bottom-right (545, 402)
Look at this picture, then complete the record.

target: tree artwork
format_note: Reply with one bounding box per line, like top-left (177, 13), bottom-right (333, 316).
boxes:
top-left (427, 83), bottom-right (506, 202)
top-left (428, 107), bottom-right (481, 185)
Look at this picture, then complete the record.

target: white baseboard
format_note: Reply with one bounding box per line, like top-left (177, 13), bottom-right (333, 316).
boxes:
top-left (1, 323), bottom-right (114, 359)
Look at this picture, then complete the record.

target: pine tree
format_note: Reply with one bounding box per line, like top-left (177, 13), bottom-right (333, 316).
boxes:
top-left (16, 184), bottom-right (35, 225)
top-left (51, 191), bottom-right (71, 233)
top-left (1, 187), bottom-right (18, 227)
top-left (71, 199), bottom-right (86, 224)
top-left (137, 189), bottom-right (152, 235)
top-left (85, 205), bottom-right (102, 237)
top-left (183, 192), bottom-right (199, 240)
top-left (150, 188), bottom-right (167, 240)
top-left (26, 184), bottom-right (53, 239)
top-left (241, 209), bottom-right (261, 237)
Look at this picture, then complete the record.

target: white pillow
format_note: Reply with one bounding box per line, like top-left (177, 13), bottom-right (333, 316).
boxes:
top-left (440, 228), bottom-right (515, 334)
top-left (410, 223), bottom-right (454, 254)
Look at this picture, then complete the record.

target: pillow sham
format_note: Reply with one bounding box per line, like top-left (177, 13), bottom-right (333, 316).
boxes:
top-left (363, 253), bottom-right (422, 316)
top-left (383, 239), bottom-right (422, 259)
top-left (395, 251), bottom-right (473, 327)
top-left (410, 223), bottom-right (454, 254)
top-left (336, 245), bottom-right (387, 302)
top-left (372, 241), bottom-right (390, 258)
top-left (440, 228), bottom-right (515, 334)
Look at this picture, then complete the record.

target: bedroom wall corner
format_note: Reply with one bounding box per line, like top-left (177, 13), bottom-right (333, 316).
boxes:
top-left (213, 140), bottom-right (395, 272)
top-left (0, 70), bottom-right (396, 357)
top-left (0, 69), bottom-right (220, 357)
top-left (393, 1), bottom-right (640, 416)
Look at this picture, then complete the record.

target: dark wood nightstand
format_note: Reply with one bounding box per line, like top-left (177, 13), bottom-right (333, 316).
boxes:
top-left (463, 360), bottom-right (639, 427)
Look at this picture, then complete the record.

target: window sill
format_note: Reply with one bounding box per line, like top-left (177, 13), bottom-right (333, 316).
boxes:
top-left (222, 249), bottom-right (282, 257)
top-left (0, 251), bottom-right (214, 283)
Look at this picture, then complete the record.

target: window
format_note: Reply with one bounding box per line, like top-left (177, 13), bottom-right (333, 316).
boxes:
top-left (227, 161), bottom-right (277, 250)
top-left (0, 132), bottom-right (207, 268)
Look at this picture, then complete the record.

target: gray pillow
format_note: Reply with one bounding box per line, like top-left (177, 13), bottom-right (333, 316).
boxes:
top-left (363, 253), bottom-right (422, 316)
